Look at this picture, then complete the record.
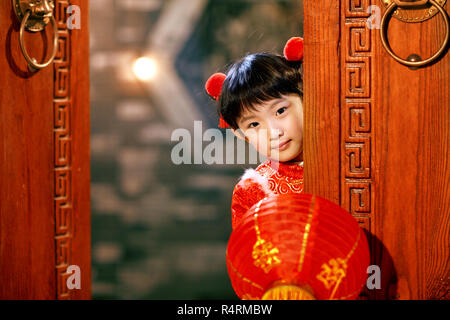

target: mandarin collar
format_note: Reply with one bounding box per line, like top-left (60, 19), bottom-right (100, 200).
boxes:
top-left (266, 159), bottom-right (304, 178)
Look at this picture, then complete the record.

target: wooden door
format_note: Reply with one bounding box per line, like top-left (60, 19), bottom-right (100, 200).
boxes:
top-left (304, 0), bottom-right (449, 299)
top-left (0, 0), bottom-right (90, 299)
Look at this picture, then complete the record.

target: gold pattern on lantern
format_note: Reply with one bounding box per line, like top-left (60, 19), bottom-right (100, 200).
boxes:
top-left (316, 258), bottom-right (348, 291)
top-left (252, 237), bottom-right (281, 273)
top-left (316, 229), bottom-right (362, 299)
top-left (297, 195), bottom-right (315, 272)
top-left (241, 293), bottom-right (259, 300)
top-left (252, 199), bottom-right (281, 273)
top-left (227, 256), bottom-right (264, 291)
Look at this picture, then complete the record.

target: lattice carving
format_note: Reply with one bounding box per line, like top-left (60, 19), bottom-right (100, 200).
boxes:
top-left (347, 25), bottom-right (371, 57)
top-left (342, 181), bottom-right (371, 214)
top-left (345, 58), bottom-right (371, 97)
top-left (345, 0), bottom-right (372, 17)
top-left (341, 1), bottom-right (373, 232)
top-left (54, 0), bottom-right (72, 300)
top-left (344, 138), bottom-right (371, 178)
top-left (345, 102), bottom-right (371, 137)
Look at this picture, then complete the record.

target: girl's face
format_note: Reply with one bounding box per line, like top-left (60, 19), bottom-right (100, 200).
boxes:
top-left (232, 94), bottom-right (303, 163)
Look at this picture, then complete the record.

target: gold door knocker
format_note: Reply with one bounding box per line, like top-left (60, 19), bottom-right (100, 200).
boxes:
top-left (380, 0), bottom-right (449, 68)
top-left (13, 0), bottom-right (58, 72)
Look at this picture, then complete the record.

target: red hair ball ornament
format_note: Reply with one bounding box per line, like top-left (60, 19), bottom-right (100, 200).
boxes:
top-left (218, 115), bottom-right (231, 129)
top-left (283, 37), bottom-right (304, 61)
top-left (205, 72), bottom-right (226, 101)
top-left (205, 72), bottom-right (230, 128)
top-left (226, 193), bottom-right (370, 300)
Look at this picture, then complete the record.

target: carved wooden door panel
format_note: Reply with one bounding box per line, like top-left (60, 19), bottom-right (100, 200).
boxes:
top-left (304, 0), bottom-right (449, 299)
top-left (0, 0), bottom-right (90, 299)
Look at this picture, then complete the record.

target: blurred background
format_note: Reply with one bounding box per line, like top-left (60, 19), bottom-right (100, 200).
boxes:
top-left (90, 0), bottom-right (303, 299)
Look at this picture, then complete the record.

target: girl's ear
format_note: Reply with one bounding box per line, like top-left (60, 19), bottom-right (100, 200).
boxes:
top-left (231, 128), bottom-right (247, 142)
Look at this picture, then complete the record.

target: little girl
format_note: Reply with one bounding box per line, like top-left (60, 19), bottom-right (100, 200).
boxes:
top-left (205, 37), bottom-right (304, 229)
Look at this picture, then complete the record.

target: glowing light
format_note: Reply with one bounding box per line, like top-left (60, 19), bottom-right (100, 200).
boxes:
top-left (133, 57), bottom-right (157, 81)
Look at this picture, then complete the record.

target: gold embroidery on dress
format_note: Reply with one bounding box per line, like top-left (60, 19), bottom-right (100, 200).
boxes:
top-left (316, 229), bottom-right (362, 299)
top-left (252, 199), bottom-right (281, 273)
top-left (257, 164), bottom-right (304, 195)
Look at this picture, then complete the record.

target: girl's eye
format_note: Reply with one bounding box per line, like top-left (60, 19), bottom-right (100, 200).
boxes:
top-left (276, 107), bottom-right (287, 115)
top-left (248, 122), bottom-right (259, 129)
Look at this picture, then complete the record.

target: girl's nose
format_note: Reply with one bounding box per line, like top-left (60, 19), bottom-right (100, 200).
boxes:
top-left (270, 127), bottom-right (284, 140)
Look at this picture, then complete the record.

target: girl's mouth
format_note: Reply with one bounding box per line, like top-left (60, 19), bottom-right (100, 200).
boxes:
top-left (274, 139), bottom-right (291, 151)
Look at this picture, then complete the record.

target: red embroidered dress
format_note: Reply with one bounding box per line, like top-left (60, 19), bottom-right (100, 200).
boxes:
top-left (231, 159), bottom-right (304, 229)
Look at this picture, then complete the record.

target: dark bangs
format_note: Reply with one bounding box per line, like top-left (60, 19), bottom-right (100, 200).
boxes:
top-left (219, 53), bottom-right (302, 129)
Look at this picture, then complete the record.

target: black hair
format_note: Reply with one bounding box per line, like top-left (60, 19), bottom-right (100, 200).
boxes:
top-left (219, 52), bottom-right (303, 130)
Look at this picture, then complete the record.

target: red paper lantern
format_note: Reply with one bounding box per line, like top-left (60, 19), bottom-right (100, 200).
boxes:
top-left (226, 193), bottom-right (370, 300)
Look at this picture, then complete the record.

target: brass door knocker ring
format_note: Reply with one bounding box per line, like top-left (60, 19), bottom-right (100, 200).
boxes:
top-left (13, 0), bottom-right (59, 72)
top-left (380, 0), bottom-right (449, 68)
